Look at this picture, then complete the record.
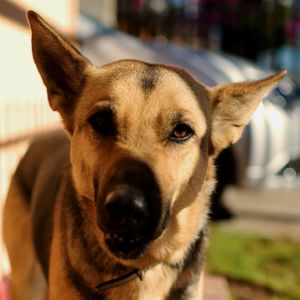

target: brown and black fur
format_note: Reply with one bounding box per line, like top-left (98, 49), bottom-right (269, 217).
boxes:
top-left (3, 11), bottom-right (286, 300)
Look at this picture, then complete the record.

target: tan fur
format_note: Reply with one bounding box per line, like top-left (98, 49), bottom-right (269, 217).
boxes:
top-left (69, 66), bottom-right (211, 269)
top-left (3, 179), bottom-right (47, 300)
top-left (104, 264), bottom-right (177, 300)
top-left (208, 71), bottom-right (287, 153)
top-left (3, 10), bottom-right (286, 300)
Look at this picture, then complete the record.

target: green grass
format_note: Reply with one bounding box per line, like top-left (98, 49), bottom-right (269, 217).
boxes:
top-left (206, 226), bottom-right (300, 300)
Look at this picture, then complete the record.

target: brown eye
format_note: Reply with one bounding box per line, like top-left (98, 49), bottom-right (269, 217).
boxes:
top-left (169, 124), bottom-right (194, 143)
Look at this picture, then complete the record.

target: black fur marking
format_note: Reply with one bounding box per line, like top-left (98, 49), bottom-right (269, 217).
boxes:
top-left (60, 178), bottom-right (107, 300)
top-left (140, 65), bottom-right (159, 94)
top-left (14, 167), bottom-right (33, 203)
top-left (166, 287), bottom-right (188, 300)
top-left (200, 131), bottom-right (209, 154)
top-left (64, 257), bottom-right (106, 300)
top-left (166, 224), bottom-right (208, 300)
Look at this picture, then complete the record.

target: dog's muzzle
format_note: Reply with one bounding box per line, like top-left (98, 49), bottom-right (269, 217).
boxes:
top-left (96, 158), bottom-right (164, 259)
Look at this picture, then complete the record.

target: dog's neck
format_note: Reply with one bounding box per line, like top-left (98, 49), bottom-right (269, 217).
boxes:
top-left (62, 177), bottom-right (207, 299)
top-left (60, 184), bottom-right (148, 296)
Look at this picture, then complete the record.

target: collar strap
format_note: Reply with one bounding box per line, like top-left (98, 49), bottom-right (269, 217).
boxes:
top-left (95, 269), bottom-right (144, 291)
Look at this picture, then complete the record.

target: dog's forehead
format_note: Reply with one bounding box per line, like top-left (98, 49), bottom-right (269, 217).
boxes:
top-left (82, 60), bottom-right (208, 130)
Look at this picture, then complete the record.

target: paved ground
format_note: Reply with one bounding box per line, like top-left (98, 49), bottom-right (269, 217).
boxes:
top-left (204, 275), bottom-right (230, 300)
top-left (220, 186), bottom-right (300, 240)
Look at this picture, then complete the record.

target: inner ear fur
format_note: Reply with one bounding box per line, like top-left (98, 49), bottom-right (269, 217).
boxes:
top-left (27, 11), bottom-right (92, 132)
top-left (208, 71), bottom-right (287, 154)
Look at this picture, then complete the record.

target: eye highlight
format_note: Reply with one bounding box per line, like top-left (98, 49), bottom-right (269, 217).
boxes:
top-left (88, 107), bottom-right (117, 137)
top-left (169, 123), bottom-right (194, 143)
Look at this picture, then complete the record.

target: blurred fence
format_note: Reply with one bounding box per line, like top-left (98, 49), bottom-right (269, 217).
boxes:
top-left (0, 100), bottom-right (60, 202)
top-left (0, 99), bottom-right (60, 275)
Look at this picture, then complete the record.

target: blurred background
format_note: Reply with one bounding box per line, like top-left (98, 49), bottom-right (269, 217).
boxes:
top-left (0, 1), bottom-right (300, 299)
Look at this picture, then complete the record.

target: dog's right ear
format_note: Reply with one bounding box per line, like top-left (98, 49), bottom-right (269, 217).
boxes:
top-left (27, 11), bottom-right (91, 132)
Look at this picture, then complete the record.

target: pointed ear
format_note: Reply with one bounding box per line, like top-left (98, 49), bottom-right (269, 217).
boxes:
top-left (27, 11), bottom-right (91, 131)
top-left (209, 71), bottom-right (287, 154)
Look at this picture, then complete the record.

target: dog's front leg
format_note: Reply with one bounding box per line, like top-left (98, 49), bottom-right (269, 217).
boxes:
top-left (48, 199), bottom-right (82, 300)
top-left (185, 271), bottom-right (204, 300)
top-left (195, 271), bottom-right (204, 300)
top-left (48, 244), bottom-right (81, 299)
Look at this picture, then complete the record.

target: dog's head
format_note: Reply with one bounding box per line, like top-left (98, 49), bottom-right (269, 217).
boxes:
top-left (28, 11), bottom-right (286, 267)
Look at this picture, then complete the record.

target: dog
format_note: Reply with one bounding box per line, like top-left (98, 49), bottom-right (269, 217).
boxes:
top-left (3, 11), bottom-right (286, 300)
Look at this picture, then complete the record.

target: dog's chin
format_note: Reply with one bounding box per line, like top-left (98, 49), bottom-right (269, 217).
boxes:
top-left (105, 232), bottom-right (150, 259)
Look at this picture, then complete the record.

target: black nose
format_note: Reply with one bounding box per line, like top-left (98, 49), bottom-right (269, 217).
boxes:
top-left (104, 185), bottom-right (148, 230)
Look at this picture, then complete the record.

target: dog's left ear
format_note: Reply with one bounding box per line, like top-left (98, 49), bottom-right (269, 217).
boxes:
top-left (27, 11), bottom-right (92, 132)
top-left (208, 71), bottom-right (287, 154)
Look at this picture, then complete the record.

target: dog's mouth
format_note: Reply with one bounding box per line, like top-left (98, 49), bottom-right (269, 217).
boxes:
top-left (105, 232), bottom-right (149, 259)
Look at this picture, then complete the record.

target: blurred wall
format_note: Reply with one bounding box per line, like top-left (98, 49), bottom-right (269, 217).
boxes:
top-left (80, 0), bottom-right (117, 27)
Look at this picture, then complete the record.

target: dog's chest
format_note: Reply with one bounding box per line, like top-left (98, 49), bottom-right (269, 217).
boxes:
top-left (140, 265), bottom-right (177, 300)
top-left (106, 265), bottom-right (176, 300)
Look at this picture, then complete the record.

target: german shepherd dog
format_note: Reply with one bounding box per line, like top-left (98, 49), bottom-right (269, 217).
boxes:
top-left (3, 11), bottom-right (286, 300)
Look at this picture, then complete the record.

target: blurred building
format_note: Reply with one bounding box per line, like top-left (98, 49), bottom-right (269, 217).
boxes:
top-left (0, 0), bottom-right (78, 197)
top-left (115, 0), bottom-right (300, 63)
top-left (0, 0), bottom-right (78, 276)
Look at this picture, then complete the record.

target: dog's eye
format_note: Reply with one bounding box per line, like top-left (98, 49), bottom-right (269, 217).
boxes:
top-left (169, 124), bottom-right (194, 142)
top-left (88, 108), bottom-right (117, 136)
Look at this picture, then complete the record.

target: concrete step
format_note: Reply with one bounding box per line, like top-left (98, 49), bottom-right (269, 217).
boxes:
top-left (204, 275), bottom-right (230, 300)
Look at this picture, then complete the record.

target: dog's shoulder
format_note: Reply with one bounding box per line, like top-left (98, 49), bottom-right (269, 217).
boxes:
top-left (14, 129), bottom-right (72, 279)
top-left (14, 129), bottom-right (70, 201)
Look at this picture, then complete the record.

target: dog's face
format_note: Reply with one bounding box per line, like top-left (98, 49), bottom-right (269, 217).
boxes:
top-left (28, 11), bottom-right (286, 267)
top-left (70, 62), bottom-right (212, 263)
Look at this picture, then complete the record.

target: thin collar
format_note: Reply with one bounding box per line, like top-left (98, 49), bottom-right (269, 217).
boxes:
top-left (95, 269), bottom-right (144, 291)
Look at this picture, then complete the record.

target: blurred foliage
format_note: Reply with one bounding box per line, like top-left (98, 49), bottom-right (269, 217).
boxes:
top-left (207, 226), bottom-right (300, 299)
